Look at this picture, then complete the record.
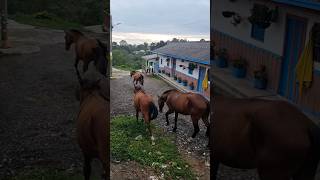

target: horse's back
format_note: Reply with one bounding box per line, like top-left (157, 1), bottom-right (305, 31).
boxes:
top-left (76, 38), bottom-right (98, 60)
top-left (77, 94), bottom-right (108, 158)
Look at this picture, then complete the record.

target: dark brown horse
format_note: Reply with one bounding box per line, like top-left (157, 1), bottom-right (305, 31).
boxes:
top-left (130, 71), bottom-right (144, 86)
top-left (64, 29), bottom-right (108, 82)
top-left (76, 62), bottom-right (109, 180)
top-left (158, 89), bottom-right (210, 138)
top-left (133, 85), bottom-right (158, 144)
top-left (210, 96), bottom-right (320, 180)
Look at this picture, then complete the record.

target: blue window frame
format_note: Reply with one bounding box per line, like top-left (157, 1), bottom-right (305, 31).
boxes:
top-left (251, 24), bottom-right (265, 42)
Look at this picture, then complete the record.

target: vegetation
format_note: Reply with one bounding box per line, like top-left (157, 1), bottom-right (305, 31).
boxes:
top-left (8, 0), bottom-right (105, 26)
top-left (111, 116), bottom-right (196, 180)
top-left (232, 57), bottom-right (247, 69)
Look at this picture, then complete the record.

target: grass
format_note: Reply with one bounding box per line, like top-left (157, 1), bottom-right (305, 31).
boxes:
top-left (6, 168), bottom-right (87, 180)
top-left (12, 12), bottom-right (83, 30)
top-left (111, 115), bottom-right (196, 180)
top-left (114, 65), bottom-right (136, 72)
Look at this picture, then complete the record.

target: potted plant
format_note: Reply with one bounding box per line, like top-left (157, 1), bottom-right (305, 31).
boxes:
top-left (216, 48), bottom-right (228, 68)
top-left (161, 70), bottom-right (165, 74)
top-left (189, 82), bottom-right (195, 90)
top-left (174, 75), bottom-right (178, 80)
top-left (248, 4), bottom-right (278, 29)
top-left (253, 65), bottom-right (268, 89)
top-left (182, 79), bottom-right (188, 86)
top-left (178, 77), bottom-right (182, 83)
top-left (158, 69), bottom-right (161, 73)
top-left (232, 57), bottom-right (247, 78)
top-left (167, 72), bottom-right (171, 77)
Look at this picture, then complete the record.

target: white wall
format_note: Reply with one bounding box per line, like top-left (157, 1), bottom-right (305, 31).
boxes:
top-left (176, 59), bottom-right (200, 79)
top-left (213, 0), bottom-right (320, 56)
top-left (159, 55), bottom-right (171, 68)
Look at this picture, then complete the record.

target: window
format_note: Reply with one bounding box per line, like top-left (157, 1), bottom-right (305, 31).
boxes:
top-left (161, 59), bottom-right (163, 64)
top-left (251, 24), bottom-right (265, 42)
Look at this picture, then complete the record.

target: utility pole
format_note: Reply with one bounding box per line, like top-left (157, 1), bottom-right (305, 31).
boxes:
top-left (1, 0), bottom-right (9, 48)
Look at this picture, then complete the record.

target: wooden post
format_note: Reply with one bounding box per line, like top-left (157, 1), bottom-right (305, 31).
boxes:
top-left (1, 0), bottom-right (10, 48)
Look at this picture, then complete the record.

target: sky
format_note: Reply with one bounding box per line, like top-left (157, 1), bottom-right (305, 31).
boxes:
top-left (111, 0), bottom-right (210, 45)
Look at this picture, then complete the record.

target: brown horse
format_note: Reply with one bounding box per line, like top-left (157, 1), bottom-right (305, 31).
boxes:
top-left (133, 85), bottom-right (158, 143)
top-left (158, 89), bottom-right (210, 138)
top-left (64, 29), bottom-right (107, 82)
top-left (130, 71), bottom-right (144, 86)
top-left (76, 62), bottom-right (109, 180)
top-left (210, 96), bottom-right (320, 180)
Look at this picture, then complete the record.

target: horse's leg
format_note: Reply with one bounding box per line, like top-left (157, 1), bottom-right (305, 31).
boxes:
top-left (173, 112), bottom-right (178, 132)
top-left (165, 109), bottom-right (174, 126)
top-left (83, 155), bottom-right (92, 180)
top-left (74, 58), bottom-right (82, 82)
top-left (136, 109), bottom-right (139, 122)
top-left (201, 115), bottom-right (210, 137)
top-left (191, 115), bottom-right (200, 138)
top-left (83, 61), bottom-right (89, 73)
top-left (210, 157), bottom-right (220, 180)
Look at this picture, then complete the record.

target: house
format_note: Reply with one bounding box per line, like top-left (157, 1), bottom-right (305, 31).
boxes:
top-left (212, 0), bottom-right (320, 116)
top-left (152, 41), bottom-right (210, 98)
top-left (142, 54), bottom-right (158, 73)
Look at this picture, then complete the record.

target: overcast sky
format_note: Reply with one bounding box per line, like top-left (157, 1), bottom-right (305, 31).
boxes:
top-left (111, 0), bottom-right (210, 44)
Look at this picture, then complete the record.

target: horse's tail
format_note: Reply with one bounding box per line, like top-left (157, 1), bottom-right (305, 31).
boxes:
top-left (203, 99), bottom-right (210, 120)
top-left (141, 74), bottom-right (144, 85)
top-left (149, 102), bottom-right (158, 120)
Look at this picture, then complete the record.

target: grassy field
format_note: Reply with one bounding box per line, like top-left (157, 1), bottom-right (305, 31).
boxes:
top-left (111, 115), bottom-right (196, 180)
top-left (12, 12), bottom-right (83, 30)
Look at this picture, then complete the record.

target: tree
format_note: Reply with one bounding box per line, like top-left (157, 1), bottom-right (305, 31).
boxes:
top-left (119, 40), bottom-right (128, 46)
top-left (200, 39), bottom-right (206, 42)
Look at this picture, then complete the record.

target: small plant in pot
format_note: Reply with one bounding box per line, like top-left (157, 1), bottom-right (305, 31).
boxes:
top-left (167, 73), bottom-right (171, 77)
top-left (178, 77), bottom-right (182, 83)
top-left (161, 70), bottom-right (165, 74)
top-left (158, 69), bottom-right (161, 73)
top-left (189, 82), bottom-right (195, 90)
top-left (253, 65), bottom-right (268, 89)
top-left (248, 4), bottom-right (278, 29)
top-left (216, 48), bottom-right (228, 68)
top-left (182, 79), bottom-right (188, 86)
top-left (232, 57), bottom-right (247, 78)
top-left (174, 75), bottom-right (177, 80)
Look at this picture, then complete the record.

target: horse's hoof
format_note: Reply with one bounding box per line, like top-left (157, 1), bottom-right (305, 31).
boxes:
top-left (166, 123), bottom-right (169, 126)
top-left (191, 134), bottom-right (196, 138)
top-left (172, 128), bottom-right (177, 132)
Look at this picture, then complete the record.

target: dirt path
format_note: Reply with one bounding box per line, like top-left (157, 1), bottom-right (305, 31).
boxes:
top-left (111, 69), bottom-right (210, 179)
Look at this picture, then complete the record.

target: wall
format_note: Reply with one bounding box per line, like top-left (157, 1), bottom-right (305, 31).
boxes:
top-left (176, 59), bottom-right (200, 79)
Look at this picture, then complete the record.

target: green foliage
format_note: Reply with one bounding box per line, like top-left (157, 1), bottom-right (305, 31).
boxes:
top-left (111, 116), bottom-right (196, 180)
top-left (112, 48), bottom-right (144, 71)
top-left (9, 0), bottom-right (104, 26)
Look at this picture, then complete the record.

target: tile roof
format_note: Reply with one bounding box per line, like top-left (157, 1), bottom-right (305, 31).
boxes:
top-left (152, 41), bottom-right (210, 65)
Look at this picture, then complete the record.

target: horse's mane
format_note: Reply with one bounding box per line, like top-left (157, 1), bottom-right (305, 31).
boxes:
top-left (162, 89), bottom-right (177, 95)
top-left (69, 29), bottom-right (84, 36)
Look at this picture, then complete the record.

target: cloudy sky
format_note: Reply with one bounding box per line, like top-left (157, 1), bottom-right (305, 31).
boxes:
top-left (111, 0), bottom-right (210, 44)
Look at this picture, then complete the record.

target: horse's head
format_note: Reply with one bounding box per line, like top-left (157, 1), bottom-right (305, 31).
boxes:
top-left (130, 71), bottom-right (136, 77)
top-left (93, 40), bottom-right (108, 76)
top-left (64, 30), bottom-right (73, 51)
top-left (79, 61), bottom-right (109, 102)
top-left (134, 84), bottom-right (144, 94)
top-left (157, 94), bottom-right (166, 113)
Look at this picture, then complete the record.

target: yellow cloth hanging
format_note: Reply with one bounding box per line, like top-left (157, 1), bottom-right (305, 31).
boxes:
top-left (202, 69), bottom-right (209, 90)
top-left (296, 33), bottom-right (314, 96)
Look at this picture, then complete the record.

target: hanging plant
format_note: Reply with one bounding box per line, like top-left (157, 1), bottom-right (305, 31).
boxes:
top-left (166, 58), bottom-right (170, 62)
top-left (188, 63), bottom-right (197, 70)
top-left (248, 4), bottom-right (278, 29)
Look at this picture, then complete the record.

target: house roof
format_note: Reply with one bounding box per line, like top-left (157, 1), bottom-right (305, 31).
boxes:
top-left (142, 54), bottom-right (158, 60)
top-left (272, 0), bottom-right (320, 11)
top-left (151, 41), bottom-right (210, 65)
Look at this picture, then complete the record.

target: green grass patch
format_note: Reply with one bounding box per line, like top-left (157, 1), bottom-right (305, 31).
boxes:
top-left (111, 115), bottom-right (196, 180)
top-left (114, 65), bottom-right (136, 72)
top-left (12, 12), bottom-right (83, 30)
top-left (6, 168), bottom-right (89, 180)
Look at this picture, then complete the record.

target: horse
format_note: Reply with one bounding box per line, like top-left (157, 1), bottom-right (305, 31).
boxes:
top-left (64, 29), bottom-right (106, 82)
top-left (93, 39), bottom-right (108, 77)
top-left (210, 96), bottom-right (320, 180)
top-left (76, 62), bottom-right (110, 180)
top-left (133, 85), bottom-right (158, 144)
top-left (130, 71), bottom-right (144, 86)
top-left (158, 89), bottom-right (210, 138)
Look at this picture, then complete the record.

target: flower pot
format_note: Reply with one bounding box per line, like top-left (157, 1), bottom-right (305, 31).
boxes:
top-left (232, 67), bottom-right (246, 78)
top-left (254, 79), bottom-right (267, 89)
top-left (189, 85), bottom-right (194, 90)
top-left (178, 79), bottom-right (182, 83)
top-left (174, 77), bottom-right (177, 80)
top-left (158, 70), bottom-right (161, 73)
top-left (216, 57), bottom-right (228, 68)
top-left (182, 81), bottom-right (188, 86)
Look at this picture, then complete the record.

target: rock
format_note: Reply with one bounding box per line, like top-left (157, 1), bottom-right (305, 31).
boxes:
top-left (135, 135), bottom-right (143, 140)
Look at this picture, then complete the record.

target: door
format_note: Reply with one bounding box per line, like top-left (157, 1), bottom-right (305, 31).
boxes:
top-left (279, 15), bottom-right (307, 101)
top-left (155, 60), bottom-right (159, 73)
top-left (172, 58), bottom-right (176, 76)
top-left (197, 66), bottom-right (206, 92)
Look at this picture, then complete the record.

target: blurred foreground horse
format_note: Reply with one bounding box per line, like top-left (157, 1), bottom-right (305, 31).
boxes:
top-left (130, 71), bottom-right (144, 86)
top-left (76, 62), bottom-right (109, 180)
top-left (210, 96), bottom-right (320, 180)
